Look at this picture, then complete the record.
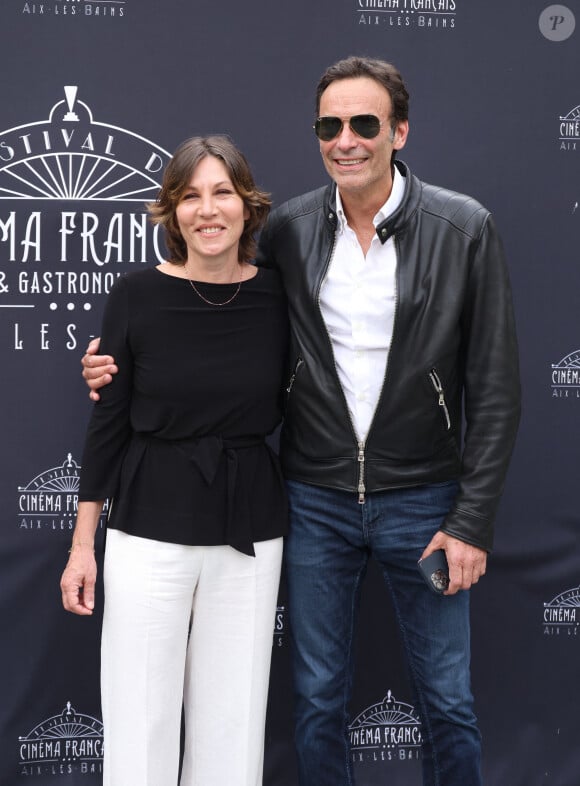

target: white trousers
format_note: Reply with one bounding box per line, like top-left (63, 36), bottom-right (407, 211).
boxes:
top-left (101, 529), bottom-right (283, 786)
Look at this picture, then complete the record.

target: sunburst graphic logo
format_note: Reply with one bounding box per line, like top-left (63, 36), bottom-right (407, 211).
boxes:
top-left (0, 87), bottom-right (171, 335)
top-left (543, 586), bottom-right (580, 636)
top-left (17, 453), bottom-right (109, 531)
top-left (19, 453), bottom-right (81, 493)
top-left (0, 86), bottom-right (170, 201)
top-left (19, 701), bottom-right (103, 774)
top-left (349, 690), bottom-right (422, 763)
top-left (551, 350), bottom-right (580, 399)
top-left (558, 104), bottom-right (580, 151)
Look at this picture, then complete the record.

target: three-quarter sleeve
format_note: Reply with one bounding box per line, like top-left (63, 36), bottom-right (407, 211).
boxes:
top-left (78, 276), bottom-right (134, 501)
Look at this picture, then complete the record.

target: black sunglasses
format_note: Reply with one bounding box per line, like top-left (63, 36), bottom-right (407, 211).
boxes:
top-left (313, 114), bottom-right (385, 142)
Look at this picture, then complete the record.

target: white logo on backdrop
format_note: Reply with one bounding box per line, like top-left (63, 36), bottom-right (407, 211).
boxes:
top-left (0, 85), bottom-right (168, 201)
top-left (543, 587), bottom-right (580, 636)
top-left (18, 453), bottom-right (109, 533)
top-left (18, 701), bottom-right (103, 776)
top-left (551, 350), bottom-right (580, 398)
top-left (357, 0), bottom-right (457, 30)
top-left (558, 104), bottom-right (580, 151)
top-left (0, 86), bottom-right (171, 351)
top-left (349, 690), bottom-right (422, 764)
top-left (274, 605), bottom-right (286, 647)
top-left (21, 0), bottom-right (126, 19)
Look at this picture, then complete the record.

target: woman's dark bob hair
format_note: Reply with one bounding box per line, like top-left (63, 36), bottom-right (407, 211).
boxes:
top-left (148, 135), bottom-right (271, 265)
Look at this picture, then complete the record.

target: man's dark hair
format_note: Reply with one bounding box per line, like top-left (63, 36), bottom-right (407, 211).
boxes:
top-left (315, 56), bottom-right (409, 125)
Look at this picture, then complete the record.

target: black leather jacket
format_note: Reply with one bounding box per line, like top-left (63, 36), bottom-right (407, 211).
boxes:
top-left (256, 161), bottom-right (520, 551)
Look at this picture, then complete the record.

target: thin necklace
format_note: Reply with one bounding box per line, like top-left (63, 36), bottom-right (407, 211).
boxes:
top-left (186, 265), bottom-right (243, 307)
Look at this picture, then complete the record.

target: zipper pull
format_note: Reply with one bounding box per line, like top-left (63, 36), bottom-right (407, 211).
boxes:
top-left (286, 358), bottom-right (303, 394)
top-left (429, 369), bottom-right (451, 430)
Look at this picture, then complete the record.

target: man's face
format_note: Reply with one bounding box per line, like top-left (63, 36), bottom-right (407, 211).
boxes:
top-left (317, 76), bottom-right (408, 204)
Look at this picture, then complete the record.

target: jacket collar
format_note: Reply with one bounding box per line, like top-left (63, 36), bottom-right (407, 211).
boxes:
top-left (323, 159), bottom-right (421, 245)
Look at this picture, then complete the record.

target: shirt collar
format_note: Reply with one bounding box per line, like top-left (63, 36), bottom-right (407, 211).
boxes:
top-left (335, 164), bottom-right (406, 233)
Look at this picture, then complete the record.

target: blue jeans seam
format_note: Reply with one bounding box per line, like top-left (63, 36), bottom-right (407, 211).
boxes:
top-left (381, 565), bottom-right (442, 786)
top-left (343, 559), bottom-right (366, 786)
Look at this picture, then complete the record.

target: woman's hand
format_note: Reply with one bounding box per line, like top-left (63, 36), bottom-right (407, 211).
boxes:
top-left (60, 543), bottom-right (97, 615)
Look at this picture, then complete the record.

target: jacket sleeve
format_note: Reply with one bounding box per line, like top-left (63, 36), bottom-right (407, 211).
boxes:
top-left (441, 213), bottom-right (521, 551)
top-left (78, 276), bottom-right (133, 501)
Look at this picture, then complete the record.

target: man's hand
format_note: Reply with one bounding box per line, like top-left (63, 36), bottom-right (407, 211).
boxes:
top-left (82, 337), bottom-right (117, 401)
top-left (420, 532), bottom-right (487, 596)
top-left (60, 546), bottom-right (97, 615)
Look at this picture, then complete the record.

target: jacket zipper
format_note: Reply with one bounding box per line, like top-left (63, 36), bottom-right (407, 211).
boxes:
top-left (354, 236), bottom-right (401, 503)
top-left (428, 369), bottom-right (451, 430)
top-left (357, 442), bottom-right (366, 504)
top-left (316, 221), bottom-right (369, 503)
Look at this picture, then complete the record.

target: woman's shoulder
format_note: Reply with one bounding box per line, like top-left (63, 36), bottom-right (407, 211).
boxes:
top-left (252, 265), bottom-right (284, 294)
top-left (112, 266), bottom-right (164, 291)
top-left (104, 268), bottom-right (165, 311)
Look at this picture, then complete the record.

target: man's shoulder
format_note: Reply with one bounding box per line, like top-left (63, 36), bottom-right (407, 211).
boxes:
top-left (269, 184), bottom-right (331, 228)
top-left (417, 178), bottom-right (490, 237)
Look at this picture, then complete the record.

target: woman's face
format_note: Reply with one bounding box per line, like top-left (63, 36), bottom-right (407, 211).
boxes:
top-left (175, 155), bottom-right (249, 265)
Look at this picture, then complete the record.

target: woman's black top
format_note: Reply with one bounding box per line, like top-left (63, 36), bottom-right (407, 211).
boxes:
top-left (79, 266), bottom-right (289, 556)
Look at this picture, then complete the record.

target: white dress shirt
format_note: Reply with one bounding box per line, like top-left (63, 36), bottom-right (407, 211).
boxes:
top-left (319, 166), bottom-right (405, 442)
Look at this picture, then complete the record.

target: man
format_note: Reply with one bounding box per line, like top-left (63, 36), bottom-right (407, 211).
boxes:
top-left (83, 57), bottom-right (520, 785)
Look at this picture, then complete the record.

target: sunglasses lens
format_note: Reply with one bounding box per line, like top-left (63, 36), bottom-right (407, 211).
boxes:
top-left (314, 115), bottom-right (382, 141)
top-left (314, 117), bottom-right (343, 141)
top-left (350, 115), bottom-right (381, 139)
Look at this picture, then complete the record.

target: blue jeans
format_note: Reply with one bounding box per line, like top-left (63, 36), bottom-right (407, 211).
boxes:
top-left (284, 479), bottom-right (482, 786)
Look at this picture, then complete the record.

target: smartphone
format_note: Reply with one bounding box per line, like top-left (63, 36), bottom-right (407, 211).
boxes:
top-left (417, 549), bottom-right (449, 594)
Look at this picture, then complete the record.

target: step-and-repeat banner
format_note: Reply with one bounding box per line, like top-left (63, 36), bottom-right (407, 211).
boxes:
top-left (0, 2), bottom-right (578, 784)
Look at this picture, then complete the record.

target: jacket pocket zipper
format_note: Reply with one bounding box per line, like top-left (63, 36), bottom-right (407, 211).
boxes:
top-left (428, 369), bottom-right (451, 430)
top-left (286, 357), bottom-right (304, 395)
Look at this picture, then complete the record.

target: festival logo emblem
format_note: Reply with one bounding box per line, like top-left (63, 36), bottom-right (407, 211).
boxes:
top-left (19, 701), bottom-right (103, 776)
top-left (551, 350), bottom-right (580, 398)
top-left (18, 453), bottom-right (109, 533)
top-left (558, 104), bottom-right (580, 151)
top-left (543, 587), bottom-right (580, 636)
top-left (0, 85), bottom-right (167, 202)
top-left (356, 0), bottom-right (457, 31)
top-left (349, 690), bottom-right (422, 763)
top-left (0, 86), bottom-right (171, 352)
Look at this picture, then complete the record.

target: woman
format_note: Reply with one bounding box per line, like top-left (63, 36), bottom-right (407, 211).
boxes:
top-left (60, 136), bottom-right (289, 786)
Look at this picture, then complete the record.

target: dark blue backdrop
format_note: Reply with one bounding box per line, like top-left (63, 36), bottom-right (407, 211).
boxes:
top-left (1, 1), bottom-right (579, 784)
